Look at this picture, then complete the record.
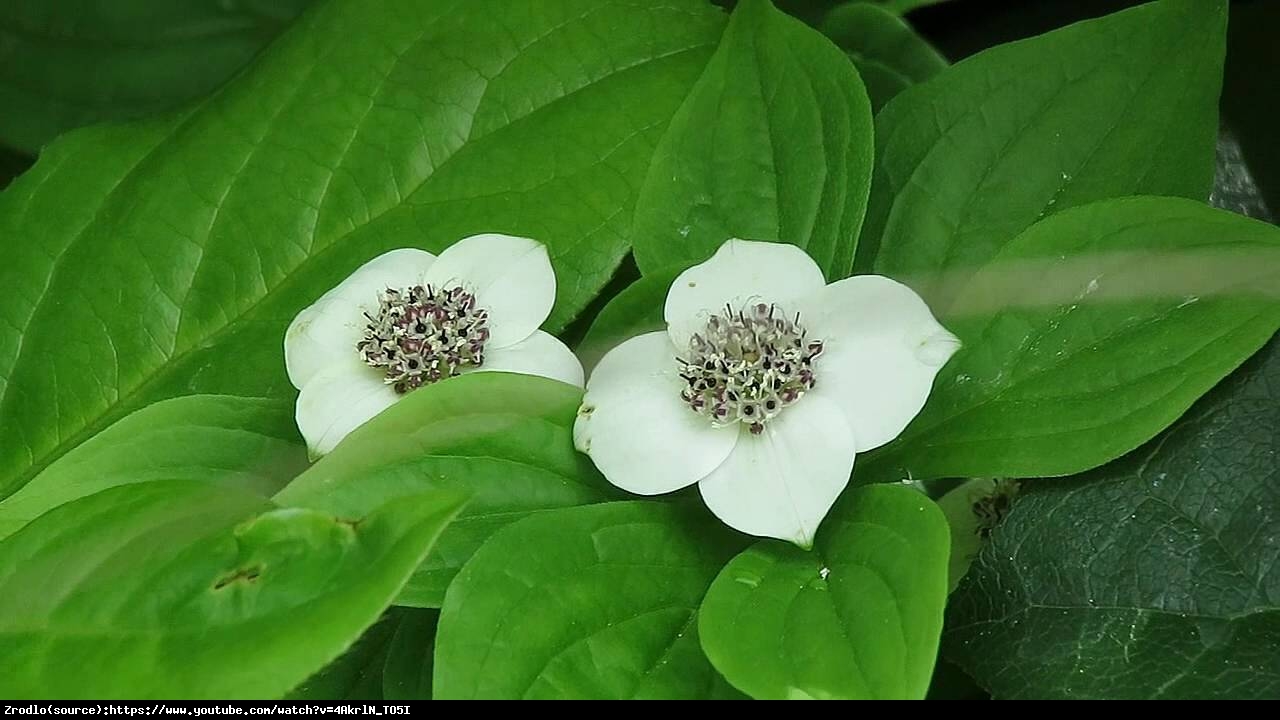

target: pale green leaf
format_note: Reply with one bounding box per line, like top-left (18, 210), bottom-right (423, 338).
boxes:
top-left (0, 481), bottom-right (466, 699)
top-left (0, 394), bottom-right (305, 541)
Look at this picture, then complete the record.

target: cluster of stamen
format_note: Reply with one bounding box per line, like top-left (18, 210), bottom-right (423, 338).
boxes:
top-left (678, 303), bottom-right (824, 435)
top-left (357, 284), bottom-right (490, 394)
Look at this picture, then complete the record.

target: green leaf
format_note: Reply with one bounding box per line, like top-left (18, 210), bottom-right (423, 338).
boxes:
top-left (288, 606), bottom-right (439, 701)
top-left (0, 394), bottom-right (305, 541)
top-left (576, 266), bottom-right (682, 372)
top-left (857, 0), bottom-right (1226, 275)
top-left (382, 609), bottom-right (439, 700)
top-left (434, 501), bottom-right (749, 699)
top-left (860, 197), bottom-right (1280, 483)
top-left (276, 372), bottom-right (621, 608)
top-left (0, 0), bottom-right (314, 154)
top-left (631, 0), bottom-right (873, 279)
top-left (820, 2), bottom-right (947, 112)
top-left (698, 484), bottom-right (950, 700)
top-left (944, 338), bottom-right (1280, 700)
top-left (288, 611), bottom-right (400, 701)
top-left (0, 0), bottom-right (728, 499)
top-left (0, 481), bottom-right (467, 699)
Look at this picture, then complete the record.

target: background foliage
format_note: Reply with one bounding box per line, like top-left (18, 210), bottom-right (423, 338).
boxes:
top-left (0, 0), bottom-right (1276, 701)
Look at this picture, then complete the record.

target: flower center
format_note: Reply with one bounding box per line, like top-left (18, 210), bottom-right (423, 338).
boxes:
top-left (357, 284), bottom-right (490, 394)
top-left (677, 303), bottom-right (824, 435)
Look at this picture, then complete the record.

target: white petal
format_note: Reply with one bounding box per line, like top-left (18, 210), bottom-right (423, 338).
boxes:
top-left (803, 275), bottom-right (960, 452)
top-left (423, 233), bottom-right (555, 349)
top-left (574, 331), bottom-right (738, 496)
top-left (664, 239), bottom-right (827, 350)
top-left (472, 330), bottom-right (584, 388)
top-left (295, 356), bottom-right (401, 459)
top-left (697, 395), bottom-right (855, 548)
top-left (285, 248), bottom-right (436, 389)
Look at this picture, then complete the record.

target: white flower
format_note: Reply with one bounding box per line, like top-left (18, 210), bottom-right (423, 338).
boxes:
top-left (285, 233), bottom-right (584, 458)
top-left (573, 239), bottom-right (960, 547)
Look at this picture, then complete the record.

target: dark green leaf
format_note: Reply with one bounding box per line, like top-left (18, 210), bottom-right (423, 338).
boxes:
top-left (288, 611), bottom-right (400, 701)
top-left (0, 0), bottom-right (315, 154)
top-left (383, 609), bottom-right (439, 700)
top-left (0, 394), bottom-right (305, 541)
top-left (576, 266), bottom-right (682, 372)
top-left (631, 0), bottom-right (873, 279)
top-left (276, 373), bottom-right (620, 608)
top-left (0, 481), bottom-right (466, 699)
top-left (434, 501), bottom-right (748, 699)
top-left (820, 2), bottom-right (947, 112)
top-left (944, 338), bottom-right (1280, 700)
top-left (858, 0), bottom-right (1226, 275)
top-left (0, 0), bottom-right (728, 499)
top-left (860, 197), bottom-right (1280, 483)
top-left (698, 484), bottom-right (949, 699)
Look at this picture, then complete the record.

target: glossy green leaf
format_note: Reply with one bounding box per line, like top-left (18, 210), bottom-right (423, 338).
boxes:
top-left (698, 484), bottom-right (950, 700)
top-left (383, 609), bottom-right (439, 700)
top-left (820, 2), bottom-right (947, 112)
top-left (944, 338), bottom-right (1280, 699)
top-left (0, 481), bottom-right (467, 699)
top-left (631, 0), bottom-right (873, 279)
top-left (277, 373), bottom-right (621, 608)
top-left (576, 266), bottom-right (682, 372)
top-left (858, 0), bottom-right (1226, 275)
top-left (0, 0), bottom-right (314, 154)
top-left (434, 502), bottom-right (748, 699)
top-left (0, 0), bottom-right (728, 500)
top-left (860, 197), bottom-right (1280, 483)
top-left (0, 394), bottom-right (305, 541)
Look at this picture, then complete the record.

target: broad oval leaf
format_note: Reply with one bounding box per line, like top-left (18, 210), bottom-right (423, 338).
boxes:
top-left (858, 0), bottom-right (1226, 276)
top-left (820, 2), bottom-right (947, 112)
top-left (276, 372), bottom-right (621, 608)
top-left (631, 0), bottom-right (873, 279)
top-left (0, 0), bottom-right (314, 153)
top-left (434, 501), bottom-right (748, 700)
top-left (698, 484), bottom-right (950, 700)
top-left (0, 481), bottom-right (466, 699)
top-left (0, 0), bottom-right (728, 499)
top-left (0, 394), bottom-right (305, 541)
top-left (860, 196), bottom-right (1280, 483)
top-left (944, 338), bottom-right (1280, 700)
